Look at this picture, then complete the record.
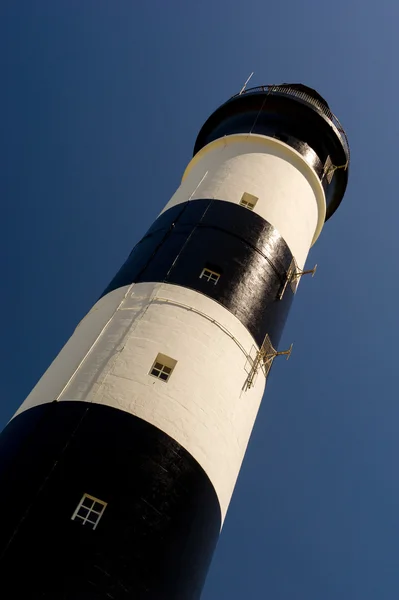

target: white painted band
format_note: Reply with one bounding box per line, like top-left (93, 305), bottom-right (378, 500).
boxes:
top-left (14, 283), bottom-right (267, 523)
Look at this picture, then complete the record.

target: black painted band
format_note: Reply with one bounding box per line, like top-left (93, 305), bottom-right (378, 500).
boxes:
top-left (102, 199), bottom-right (295, 348)
top-left (0, 402), bottom-right (221, 598)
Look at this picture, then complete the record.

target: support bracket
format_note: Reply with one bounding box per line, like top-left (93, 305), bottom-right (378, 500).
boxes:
top-left (279, 260), bottom-right (317, 299)
top-left (245, 336), bottom-right (293, 390)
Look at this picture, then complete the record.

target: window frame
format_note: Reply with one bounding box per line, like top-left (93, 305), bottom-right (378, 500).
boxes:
top-left (239, 192), bottom-right (258, 211)
top-left (200, 267), bottom-right (221, 285)
top-left (149, 353), bottom-right (177, 382)
top-left (71, 493), bottom-right (107, 530)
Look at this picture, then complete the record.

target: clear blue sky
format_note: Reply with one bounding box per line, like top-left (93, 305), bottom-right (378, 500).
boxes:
top-left (1, 1), bottom-right (398, 598)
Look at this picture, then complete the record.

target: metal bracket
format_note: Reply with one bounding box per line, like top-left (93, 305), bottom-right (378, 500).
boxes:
top-left (245, 336), bottom-right (293, 390)
top-left (290, 264), bottom-right (317, 291)
top-left (279, 261), bottom-right (317, 299)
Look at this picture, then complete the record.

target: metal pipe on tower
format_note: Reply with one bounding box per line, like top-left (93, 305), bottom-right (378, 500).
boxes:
top-left (0, 83), bottom-right (349, 598)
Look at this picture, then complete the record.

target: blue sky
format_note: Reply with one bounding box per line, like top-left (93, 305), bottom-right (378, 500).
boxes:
top-left (1, 1), bottom-right (399, 598)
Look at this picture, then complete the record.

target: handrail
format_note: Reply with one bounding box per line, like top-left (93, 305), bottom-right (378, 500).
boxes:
top-left (231, 85), bottom-right (350, 161)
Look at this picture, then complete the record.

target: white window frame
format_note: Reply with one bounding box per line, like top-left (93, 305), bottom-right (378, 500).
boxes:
top-left (150, 353), bottom-right (177, 382)
top-left (200, 268), bottom-right (220, 285)
top-left (239, 192), bottom-right (258, 211)
top-left (71, 493), bottom-right (107, 530)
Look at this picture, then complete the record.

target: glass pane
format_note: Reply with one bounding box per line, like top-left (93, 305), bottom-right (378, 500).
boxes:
top-left (151, 368), bottom-right (161, 376)
top-left (83, 519), bottom-right (96, 528)
top-left (82, 497), bottom-right (94, 509)
top-left (159, 372), bottom-right (169, 381)
top-left (154, 362), bottom-right (163, 370)
top-left (93, 502), bottom-right (105, 513)
top-left (77, 507), bottom-right (89, 519)
top-left (163, 366), bottom-right (171, 374)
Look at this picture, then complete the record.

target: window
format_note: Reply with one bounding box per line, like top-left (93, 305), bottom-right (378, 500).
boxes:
top-left (239, 192), bottom-right (258, 211)
top-left (150, 353), bottom-right (177, 382)
top-left (71, 493), bottom-right (107, 530)
top-left (200, 268), bottom-right (221, 284)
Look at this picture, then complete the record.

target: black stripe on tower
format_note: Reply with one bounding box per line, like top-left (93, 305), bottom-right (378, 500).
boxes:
top-left (0, 402), bottom-right (220, 599)
top-left (102, 199), bottom-right (295, 348)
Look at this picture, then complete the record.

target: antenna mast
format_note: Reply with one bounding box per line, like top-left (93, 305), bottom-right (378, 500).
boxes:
top-left (239, 71), bottom-right (254, 95)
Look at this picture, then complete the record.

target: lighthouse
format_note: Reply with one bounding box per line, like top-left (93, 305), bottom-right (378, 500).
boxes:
top-left (0, 84), bottom-right (349, 598)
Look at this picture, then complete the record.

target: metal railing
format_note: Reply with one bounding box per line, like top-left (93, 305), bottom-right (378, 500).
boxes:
top-left (232, 85), bottom-right (350, 161)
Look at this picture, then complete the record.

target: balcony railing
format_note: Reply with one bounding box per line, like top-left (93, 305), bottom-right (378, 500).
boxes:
top-left (232, 85), bottom-right (350, 161)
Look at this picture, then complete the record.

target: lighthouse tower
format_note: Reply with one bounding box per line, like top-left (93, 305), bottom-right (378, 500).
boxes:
top-left (0, 84), bottom-right (349, 598)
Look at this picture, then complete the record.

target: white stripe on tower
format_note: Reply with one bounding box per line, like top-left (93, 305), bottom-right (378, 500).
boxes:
top-left (14, 282), bottom-right (267, 520)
